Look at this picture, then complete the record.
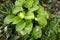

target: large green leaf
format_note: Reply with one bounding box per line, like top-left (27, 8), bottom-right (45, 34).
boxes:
top-left (24, 11), bottom-right (34, 19)
top-left (32, 26), bottom-right (42, 39)
top-left (16, 20), bottom-right (26, 33)
top-left (4, 15), bottom-right (15, 24)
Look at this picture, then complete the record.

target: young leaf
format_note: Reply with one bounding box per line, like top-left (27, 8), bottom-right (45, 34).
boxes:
top-left (32, 26), bottom-right (42, 39)
top-left (24, 11), bottom-right (34, 19)
top-left (18, 12), bottom-right (25, 19)
top-left (4, 15), bottom-right (15, 24)
top-left (25, 0), bottom-right (33, 8)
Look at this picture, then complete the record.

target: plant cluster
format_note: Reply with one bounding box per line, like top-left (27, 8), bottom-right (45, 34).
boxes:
top-left (0, 0), bottom-right (60, 40)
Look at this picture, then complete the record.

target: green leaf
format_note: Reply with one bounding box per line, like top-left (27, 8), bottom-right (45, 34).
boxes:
top-left (15, 1), bottom-right (21, 7)
top-left (21, 34), bottom-right (29, 40)
top-left (12, 7), bottom-right (23, 14)
top-left (33, 0), bottom-right (39, 6)
top-left (38, 5), bottom-right (44, 11)
top-left (20, 30), bottom-right (27, 36)
top-left (15, 0), bottom-right (25, 7)
top-left (4, 15), bottom-right (15, 24)
top-left (32, 26), bottom-right (42, 39)
top-left (37, 5), bottom-right (45, 15)
top-left (12, 16), bottom-right (21, 24)
top-left (35, 17), bottom-right (47, 26)
top-left (25, 0), bottom-right (33, 8)
top-left (35, 6), bottom-right (49, 26)
top-left (37, 6), bottom-right (50, 19)
top-left (25, 20), bottom-right (33, 34)
top-left (18, 12), bottom-right (25, 19)
top-left (29, 38), bottom-right (35, 40)
top-left (20, 20), bottom-right (33, 36)
top-left (16, 20), bottom-right (26, 33)
top-left (58, 28), bottom-right (60, 32)
top-left (29, 5), bottom-right (39, 11)
top-left (43, 11), bottom-right (50, 19)
top-left (24, 11), bottom-right (34, 19)
top-left (12, 0), bottom-right (25, 14)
